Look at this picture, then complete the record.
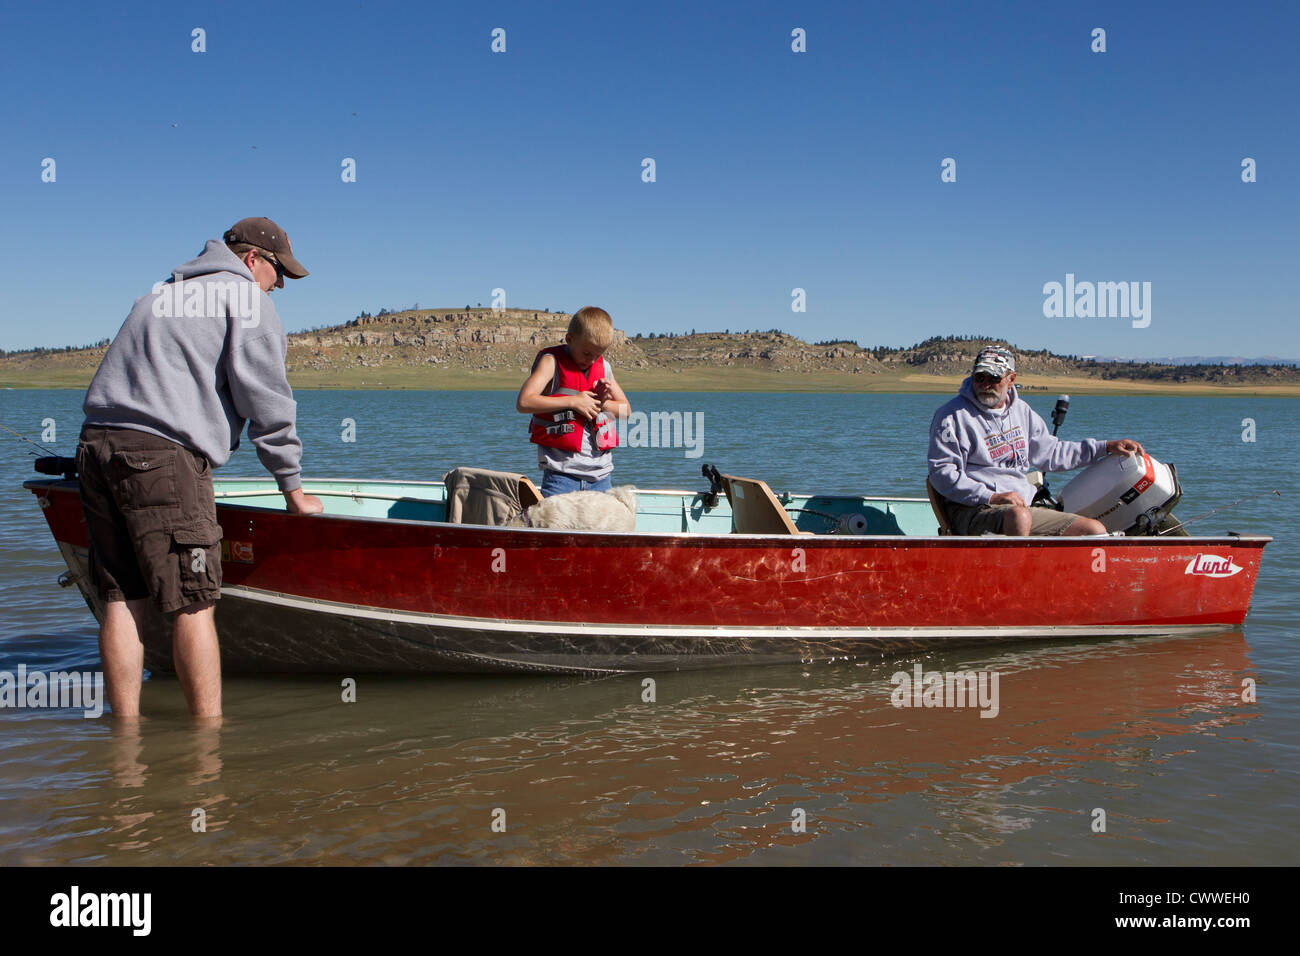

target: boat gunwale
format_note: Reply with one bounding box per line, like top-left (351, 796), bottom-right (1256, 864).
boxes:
top-left (23, 478), bottom-right (1274, 546)
top-left (24, 475), bottom-right (930, 503)
top-left (207, 476), bottom-right (935, 504)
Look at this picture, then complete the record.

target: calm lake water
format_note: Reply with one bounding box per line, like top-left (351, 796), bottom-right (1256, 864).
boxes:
top-left (1, 388), bottom-right (1296, 865)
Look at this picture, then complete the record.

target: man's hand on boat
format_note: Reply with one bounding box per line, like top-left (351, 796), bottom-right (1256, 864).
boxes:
top-left (284, 488), bottom-right (325, 515)
top-left (1105, 439), bottom-right (1145, 458)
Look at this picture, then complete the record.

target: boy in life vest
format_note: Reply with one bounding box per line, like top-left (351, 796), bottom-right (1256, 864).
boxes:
top-left (516, 307), bottom-right (631, 497)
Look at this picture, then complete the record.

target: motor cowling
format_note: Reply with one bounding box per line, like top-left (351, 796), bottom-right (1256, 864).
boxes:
top-left (1058, 453), bottom-right (1181, 535)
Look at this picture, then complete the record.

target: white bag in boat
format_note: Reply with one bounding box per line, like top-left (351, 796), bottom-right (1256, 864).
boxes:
top-left (1058, 453), bottom-right (1181, 533)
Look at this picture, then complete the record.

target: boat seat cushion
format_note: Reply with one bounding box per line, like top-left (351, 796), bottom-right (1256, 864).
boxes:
top-left (721, 475), bottom-right (809, 535)
top-left (443, 467), bottom-right (539, 526)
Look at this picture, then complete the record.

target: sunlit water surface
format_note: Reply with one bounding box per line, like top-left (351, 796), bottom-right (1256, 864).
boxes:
top-left (1, 389), bottom-right (1296, 865)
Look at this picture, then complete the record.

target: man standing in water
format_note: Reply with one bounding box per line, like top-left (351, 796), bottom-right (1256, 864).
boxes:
top-left (77, 218), bottom-right (323, 719)
top-left (928, 346), bottom-right (1144, 536)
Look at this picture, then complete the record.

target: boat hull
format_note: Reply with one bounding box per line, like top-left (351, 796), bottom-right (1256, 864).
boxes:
top-left (27, 479), bottom-right (1270, 674)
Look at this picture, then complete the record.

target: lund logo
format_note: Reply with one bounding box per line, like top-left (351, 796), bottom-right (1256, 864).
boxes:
top-left (220, 540), bottom-right (255, 564)
top-left (1185, 553), bottom-right (1243, 578)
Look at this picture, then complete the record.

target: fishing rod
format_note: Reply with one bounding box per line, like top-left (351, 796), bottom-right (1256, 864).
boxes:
top-left (1157, 489), bottom-right (1282, 535)
top-left (0, 422), bottom-right (60, 457)
top-left (2, 423), bottom-right (79, 479)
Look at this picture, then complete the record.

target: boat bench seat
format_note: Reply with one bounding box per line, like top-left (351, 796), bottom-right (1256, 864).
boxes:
top-left (926, 473), bottom-right (1044, 536)
top-left (925, 479), bottom-right (954, 536)
top-left (443, 467), bottom-right (543, 527)
top-left (721, 475), bottom-right (811, 535)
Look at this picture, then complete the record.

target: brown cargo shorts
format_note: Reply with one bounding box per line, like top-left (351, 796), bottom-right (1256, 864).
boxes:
top-left (945, 501), bottom-right (1083, 536)
top-left (76, 425), bottom-right (223, 613)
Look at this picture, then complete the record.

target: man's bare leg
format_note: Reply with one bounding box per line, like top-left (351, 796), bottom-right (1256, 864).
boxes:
top-left (172, 602), bottom-right (221, 718)
top-left (100, 598), bottom-right (148, 718)
top-left (1063, 516), bottom-right (1107, 536)
top-left (1001, 506), bottom-right (1106, 536)
top-left (1001, 505), bottom-right (1033, 536)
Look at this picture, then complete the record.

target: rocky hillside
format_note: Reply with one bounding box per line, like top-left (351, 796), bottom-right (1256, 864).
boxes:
top-left (288, 312), bottom-right (889, 376)
top-left (873, 335), bottom-right (1300, 384)
top-left (3, 310), bottom-right (1299, 386)
top-left (288, 315), bottom-right (1300, 383)
top-left (287, 309), bottom-right (625, 373)
top-left (632, 331), bottom-right (885, 374)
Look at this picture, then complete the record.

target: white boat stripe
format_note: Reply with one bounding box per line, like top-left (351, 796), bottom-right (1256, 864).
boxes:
top-left (222, 585), bottom-right (1228, 640)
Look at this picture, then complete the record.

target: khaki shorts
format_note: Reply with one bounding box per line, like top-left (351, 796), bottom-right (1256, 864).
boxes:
top-left (77, 425), bottom-right (223, 613)
top-left (945, 501), bottom-right (1084, 537)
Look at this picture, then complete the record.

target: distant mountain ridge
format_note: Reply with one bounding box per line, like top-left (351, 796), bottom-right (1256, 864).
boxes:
top-left (1092, 355), bottom-right (1300, 367)
top-left (2, 309), bottom-right (1299, 387)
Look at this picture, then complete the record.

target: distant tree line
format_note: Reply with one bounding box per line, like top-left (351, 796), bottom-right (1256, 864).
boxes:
top-left (633, 328), bottom-right (788, 340)
top-left (351, 303), bottom-right (556, 322)
top-left (0, 338), bottom-right (110, 357)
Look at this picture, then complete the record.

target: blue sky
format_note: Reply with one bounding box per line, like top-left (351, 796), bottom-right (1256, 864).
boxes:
top-left (1, 0), bottom-right (1296, 358)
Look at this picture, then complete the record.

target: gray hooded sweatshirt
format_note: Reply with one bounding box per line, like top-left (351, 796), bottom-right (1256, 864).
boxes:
top-left (83, 240), bottom-right (302, 492)
top-left (928, 377), bottom-right (1105, 506)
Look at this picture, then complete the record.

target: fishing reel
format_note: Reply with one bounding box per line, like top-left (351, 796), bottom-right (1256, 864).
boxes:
top-left (1130, 507), bottom-right (1186, 537)
top-left (1131, 510), bottom-right (1161, 536)
top-left (34, 456), bottom-right (78, 480)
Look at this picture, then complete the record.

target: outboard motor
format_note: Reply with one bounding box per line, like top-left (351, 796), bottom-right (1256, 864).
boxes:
top-left (1058, 453), bottom-right (1181, 535)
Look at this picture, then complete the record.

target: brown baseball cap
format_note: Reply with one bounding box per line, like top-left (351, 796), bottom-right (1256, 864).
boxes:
top-left (223, 217), bottom-right (308, 278)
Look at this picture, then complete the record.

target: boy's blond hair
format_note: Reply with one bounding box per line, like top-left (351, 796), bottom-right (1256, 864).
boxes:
top-left (568, 307), bottom-right (613, 349)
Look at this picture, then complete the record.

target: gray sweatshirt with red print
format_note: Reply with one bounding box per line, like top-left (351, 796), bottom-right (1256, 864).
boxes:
top-left (928, 377), bottom-right (1105, 506)
top-left (82, 240), bottom-right (303, 491)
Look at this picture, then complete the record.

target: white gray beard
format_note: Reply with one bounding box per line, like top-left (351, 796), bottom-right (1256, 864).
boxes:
top-left (976, 391), bottom-right (1002, 408)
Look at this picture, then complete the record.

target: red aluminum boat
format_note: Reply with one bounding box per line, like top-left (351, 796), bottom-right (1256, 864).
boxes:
top-left (23, 466), bottom-right (1270, 675)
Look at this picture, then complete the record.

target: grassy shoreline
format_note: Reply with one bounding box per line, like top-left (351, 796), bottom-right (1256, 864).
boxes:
top-left (3, 365), bottom-right (1299, 396)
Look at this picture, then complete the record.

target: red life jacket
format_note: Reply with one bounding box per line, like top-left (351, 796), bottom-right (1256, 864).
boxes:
top-left (528, 345), bottom-right (619, 452)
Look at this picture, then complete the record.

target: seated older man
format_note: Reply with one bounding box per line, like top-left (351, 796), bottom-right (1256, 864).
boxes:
top-left (927, 346), bottom-right (1144, 536)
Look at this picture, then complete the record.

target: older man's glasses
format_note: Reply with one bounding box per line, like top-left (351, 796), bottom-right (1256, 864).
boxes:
top-left (973, 372), bottom-right (1005, 385)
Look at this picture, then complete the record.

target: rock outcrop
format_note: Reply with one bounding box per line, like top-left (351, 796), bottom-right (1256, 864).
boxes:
top-left (5, 309), bottom-right (1298, 387)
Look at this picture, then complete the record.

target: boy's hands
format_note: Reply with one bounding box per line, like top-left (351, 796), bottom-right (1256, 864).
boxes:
top-left (593, 374), bottom-right (630, 420)
top-left (571, 390), bottom-right (602, 420)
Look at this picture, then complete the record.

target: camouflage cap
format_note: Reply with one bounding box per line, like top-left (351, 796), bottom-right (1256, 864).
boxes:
top-left (973, 346), bottom-right (1015, 378)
